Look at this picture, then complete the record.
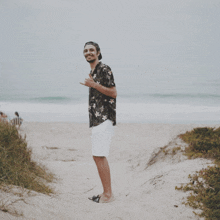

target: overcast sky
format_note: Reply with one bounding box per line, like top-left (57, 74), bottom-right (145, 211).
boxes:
top-left (1, 0), bottom-right (219, 66)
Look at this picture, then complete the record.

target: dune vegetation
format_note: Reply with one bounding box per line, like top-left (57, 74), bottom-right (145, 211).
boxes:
top-left (0, 121), bottom-right (54, 194)
top-left (176, 127), bottom-right (220, 220)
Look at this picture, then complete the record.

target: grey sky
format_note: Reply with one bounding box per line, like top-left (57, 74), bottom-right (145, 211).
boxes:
top-left (1, 0), bottom-right (220, 65)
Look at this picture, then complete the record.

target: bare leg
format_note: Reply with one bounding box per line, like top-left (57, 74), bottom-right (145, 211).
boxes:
top-left (93, 156), bottom-right (114, 202)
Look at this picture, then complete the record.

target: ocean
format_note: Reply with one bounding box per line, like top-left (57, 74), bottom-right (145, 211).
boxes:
top-left (0, 0), bottom-right (220, 124)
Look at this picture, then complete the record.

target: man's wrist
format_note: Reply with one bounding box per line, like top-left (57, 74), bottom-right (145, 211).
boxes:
top-left (93, 82), bottom-right (98, 89)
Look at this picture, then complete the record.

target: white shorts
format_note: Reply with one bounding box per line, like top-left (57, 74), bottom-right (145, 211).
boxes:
top-left (91, 120), bottom-right (114, 157)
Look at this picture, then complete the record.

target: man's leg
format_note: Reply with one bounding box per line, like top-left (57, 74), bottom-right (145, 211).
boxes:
top-left (93, 156), bottom-right (114, 202)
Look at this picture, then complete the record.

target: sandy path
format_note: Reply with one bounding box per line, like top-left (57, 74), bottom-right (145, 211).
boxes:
top-left (1, 122), bottom-right (218, 220)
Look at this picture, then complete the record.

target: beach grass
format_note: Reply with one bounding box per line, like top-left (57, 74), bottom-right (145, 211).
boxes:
top-left (176, 127), bottom-right (220, 220)
top-left (0, 121), bottom-right (54, 194)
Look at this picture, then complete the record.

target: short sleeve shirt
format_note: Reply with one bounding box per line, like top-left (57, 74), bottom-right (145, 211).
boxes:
top-left (11, 117), bottom-right (23, 126)
top-left (89, 62), bottom-right (116, 128)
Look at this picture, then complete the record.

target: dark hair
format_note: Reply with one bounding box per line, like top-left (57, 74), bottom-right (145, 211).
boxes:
top-left (84, 41), bottom-right (102, 60)
top-left (0, 111), bottom-right (3, 116)
top-left (15, 112), bottom-right (19, 117)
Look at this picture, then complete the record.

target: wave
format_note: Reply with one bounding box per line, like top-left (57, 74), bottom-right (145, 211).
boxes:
top-left (120, 93), bottom-right (220, 100)
top-left (0, 95), bottom-right (85, 103)
top-left (30, 96), bottom-right (74, 103)
top-left (1, 93), bottom-right (220, 106)
top-left (150, 93), bottom-right (220, 99)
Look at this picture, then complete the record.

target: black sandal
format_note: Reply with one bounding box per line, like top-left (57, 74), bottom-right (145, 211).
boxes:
top-left (88, 195), bottom-right (100, 203)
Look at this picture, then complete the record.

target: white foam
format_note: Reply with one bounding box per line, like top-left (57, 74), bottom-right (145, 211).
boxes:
top-left (1, 101), bottom-right (220, 123)
top-left (0, 102), bottom-right (88, 122)
top-left (117, 102), bottom-right (220, 123)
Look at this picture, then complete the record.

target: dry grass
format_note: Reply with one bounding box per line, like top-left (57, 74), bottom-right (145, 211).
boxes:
top-left (0, 121), bottom-right (54, 194)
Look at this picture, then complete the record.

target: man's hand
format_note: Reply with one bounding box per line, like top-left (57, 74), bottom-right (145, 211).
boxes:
top-left (80, 74), bottom-right (95, 88)
top-left (80, 74), bottom-right (117, 98)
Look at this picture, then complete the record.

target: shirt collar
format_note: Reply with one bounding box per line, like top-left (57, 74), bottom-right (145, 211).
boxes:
top-left (91, 62), bottom-right (102, 75)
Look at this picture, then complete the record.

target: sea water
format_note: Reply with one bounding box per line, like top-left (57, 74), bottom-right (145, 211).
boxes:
top-left (1, 63), bottom-right (219, 124)
top-left (0, 0), bottom-right (220, 124)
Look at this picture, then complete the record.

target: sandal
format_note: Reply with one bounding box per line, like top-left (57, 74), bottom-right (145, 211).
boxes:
top-left (88, 195), bottom-right (100, 203)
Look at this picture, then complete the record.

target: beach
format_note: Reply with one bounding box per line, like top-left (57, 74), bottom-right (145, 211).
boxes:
top-left (1, 1), bottom-right (219, 219)
top-left (1, 122), bottom-right (219, 220)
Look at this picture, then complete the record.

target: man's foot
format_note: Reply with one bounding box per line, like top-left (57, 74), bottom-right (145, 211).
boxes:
top-left (98, 193), bottom-right (115, 203)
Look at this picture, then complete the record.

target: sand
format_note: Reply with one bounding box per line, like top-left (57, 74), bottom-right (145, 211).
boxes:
top-left (1, 122), bottom-right (219, 220)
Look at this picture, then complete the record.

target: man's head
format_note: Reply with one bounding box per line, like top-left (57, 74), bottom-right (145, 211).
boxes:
top-left (83, 41), bottom-right (102, 63)
top-left (15, 112), bottom-right (19, 117)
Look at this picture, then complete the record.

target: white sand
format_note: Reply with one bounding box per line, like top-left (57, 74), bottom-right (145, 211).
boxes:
top-left (1, 122), bottom-right (219, 220)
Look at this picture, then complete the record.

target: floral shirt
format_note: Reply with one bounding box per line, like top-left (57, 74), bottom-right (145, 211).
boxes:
top-left (89, 62), bottom-right (116, 128)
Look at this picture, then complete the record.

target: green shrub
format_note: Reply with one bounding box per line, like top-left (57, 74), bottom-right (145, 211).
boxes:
top-left (0, 122), bottom-right (53, 194)
top-left (179, 127), bottom-right (220, 163)
top-left (176, 166), bottom-right (220, 219)
top-left (176, 127), bottom-right (220, 220)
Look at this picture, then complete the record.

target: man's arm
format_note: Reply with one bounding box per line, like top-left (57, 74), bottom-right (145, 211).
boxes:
top-left (93, 83), bottom-right (117, 99)
top-left (80, 74), bottom-right (117, 99)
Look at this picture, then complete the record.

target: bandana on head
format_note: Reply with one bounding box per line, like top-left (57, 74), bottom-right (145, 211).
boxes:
top-left (84, 41), bottom-right (102, 60)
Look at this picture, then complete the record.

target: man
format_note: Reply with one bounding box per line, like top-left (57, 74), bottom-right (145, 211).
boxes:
top-left (80, 41), bottom-right (117, 203)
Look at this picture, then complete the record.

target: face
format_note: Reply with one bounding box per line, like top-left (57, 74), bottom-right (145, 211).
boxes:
top-left (83, 44), bottom-right (100, 63)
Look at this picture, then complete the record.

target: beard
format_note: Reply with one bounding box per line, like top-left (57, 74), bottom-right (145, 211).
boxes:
top-left (86, 58), bottom-right (96, 63)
